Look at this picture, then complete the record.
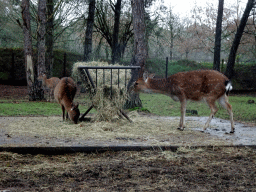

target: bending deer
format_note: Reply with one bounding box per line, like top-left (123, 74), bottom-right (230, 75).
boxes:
top-left (54, 77), bottom-right (80, 124)
top-left (133, 70), bottom-right (235, 133)
top-left (38, 74), bottom-right (60, 101)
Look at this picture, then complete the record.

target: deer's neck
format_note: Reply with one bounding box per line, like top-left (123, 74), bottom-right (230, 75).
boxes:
top-left (147, 78), bottom-right (169, 94)
top-left (61, 97), bottom-right (73, 112)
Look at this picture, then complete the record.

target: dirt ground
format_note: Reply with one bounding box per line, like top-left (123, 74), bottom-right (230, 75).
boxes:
top-left (0, 147), bottom-right (256, 191)
top-left (1, 85), bottom-right (256, 191)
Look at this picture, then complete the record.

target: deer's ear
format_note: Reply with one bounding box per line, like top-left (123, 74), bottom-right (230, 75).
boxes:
top-left (143, 72), bottom-right (149, 81)
top-left (71, 103), bottom-right (79, 111)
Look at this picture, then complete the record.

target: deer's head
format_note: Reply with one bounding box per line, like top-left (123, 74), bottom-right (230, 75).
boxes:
top-left (132, 72), bottom-right (155, 93)
top-left (69, 103), bottom-right (80, 124)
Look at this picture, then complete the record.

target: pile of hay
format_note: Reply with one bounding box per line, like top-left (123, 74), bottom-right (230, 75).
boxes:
top-left (92, 85), bottom-right (128, 121)
top-left (72, 61), bottom-right (131, 121)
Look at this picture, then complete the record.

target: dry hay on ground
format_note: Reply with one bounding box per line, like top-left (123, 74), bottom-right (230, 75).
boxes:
top-left (1, 146), bottom-right (256, 191)
top-left (3, 112), bottom-right (231, 147)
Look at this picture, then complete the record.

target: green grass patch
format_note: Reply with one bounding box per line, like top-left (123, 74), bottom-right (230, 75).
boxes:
top-left (0, 93), bottom-right (255, 124)
top-left (0, 96), bottom-right (95, 117)
top-left (0, 101), bottom-right (60, 116)
top-left (140, 93), bottom-right (256, 124)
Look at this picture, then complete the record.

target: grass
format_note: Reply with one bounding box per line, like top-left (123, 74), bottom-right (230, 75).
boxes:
top-left (0, 93), bottom-right (255, 124)
top-left (0, 101), bottom-right (60, 116)
top-left (139, 93), bottom-right (256, 124)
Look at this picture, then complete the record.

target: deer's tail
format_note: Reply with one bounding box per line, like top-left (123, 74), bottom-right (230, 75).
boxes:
top-left (225, 80), bottom-right (233, 95)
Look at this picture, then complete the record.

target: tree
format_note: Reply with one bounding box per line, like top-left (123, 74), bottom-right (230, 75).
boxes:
top-left (111, 0), bottom-right (122, 64)
top-left (84, 0), bottom-right (95, 61)
top-left (125, 0), bottom-right (147, 109)
top-left (45, 0), bottom-right (54, 77)
top-left (225, 0), bottom-right (256, 79)
top-left (94, 0), bottom-right (133, 62)
top-left (0, 0), bottom-right (24, 47)
top-left (21, 0), bottom-right (36, 100)
top-left (36, 0), bottom-right (47, 100)
top-left (213, 0), bottom-right (224, 71)
top-left (37, 0), bottom-right (47, 77)
top-left (167, 6), bottom-right (180, 61)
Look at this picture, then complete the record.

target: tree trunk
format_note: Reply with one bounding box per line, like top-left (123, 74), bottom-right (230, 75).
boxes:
top-left (46, 0), bottom-right (54, 77)
top-left (38, 0), bottom-right (46, 76)
top-left (169, 10), bottom-right (174, 61)
top-left (170, 27), bottom-right (173, 61)
top-left (111, 0), bottom-right (122, 64)
top-left (84, 0), bottom-right (95, 62)
top-left (37, 0), bottom-right (47, 100)
top-left (225, 0), bottom-right (255, 79)
top-left (21, 0), bottom-right (36, 101)
top-left (124, 0), bottom-right (147, 109)
top-left (213, 0), bottom-right (224, 71)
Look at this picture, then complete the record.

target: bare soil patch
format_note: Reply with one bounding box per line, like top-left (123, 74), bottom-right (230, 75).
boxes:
top-left (0, 84), bottom-right (28, 100)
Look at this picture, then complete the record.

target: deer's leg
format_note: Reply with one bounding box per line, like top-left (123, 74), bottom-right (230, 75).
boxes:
top-left (66, 111), bottom-right (69, 120)
top-left (46, 89), bottom-right (50, 102)
top-left (50, 89), bottom-right (53, 102)
top-left (178, 99), bottom-right (187, 131)
top-left (218, 95), bottom-right (235, 133)
top-left (49, 89), bottom-right (52, 102)
top-left (61, 105), bottom-right (65, 121)
top-left (203, 98), bottom-right (218, 131)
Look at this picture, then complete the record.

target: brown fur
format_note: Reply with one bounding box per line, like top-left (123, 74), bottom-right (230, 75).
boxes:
top-left (54, 77), bottom-right (80, 124)
top-left (38, 74), bottom-right (60, 101)
top-left (133, 70), bottom-right (235, 133)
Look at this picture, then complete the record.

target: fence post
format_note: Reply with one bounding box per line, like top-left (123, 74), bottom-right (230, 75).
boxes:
top-left (166, 57), bottom-right (168, 78)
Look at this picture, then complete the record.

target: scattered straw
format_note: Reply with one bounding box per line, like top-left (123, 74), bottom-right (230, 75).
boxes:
top-left (4, 113), bottom-right (232, 147)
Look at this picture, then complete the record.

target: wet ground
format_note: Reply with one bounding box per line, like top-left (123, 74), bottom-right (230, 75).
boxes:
top-left (159, 116), bottom-right (256, 145)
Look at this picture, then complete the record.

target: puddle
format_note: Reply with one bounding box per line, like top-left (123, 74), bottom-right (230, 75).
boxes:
top-left (158, 116), bottom-right (256, 145)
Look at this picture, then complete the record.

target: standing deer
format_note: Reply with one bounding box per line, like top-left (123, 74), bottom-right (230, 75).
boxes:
top-left (133, 70), bottom-right (235, 133)
top-left (54, 77), bottom-right (80, 124)
top-left (38, 74), bottom-right (60, 101)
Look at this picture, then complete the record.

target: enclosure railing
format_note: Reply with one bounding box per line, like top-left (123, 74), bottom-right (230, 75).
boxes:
top-left (78, 66), bottom-right (141, 122)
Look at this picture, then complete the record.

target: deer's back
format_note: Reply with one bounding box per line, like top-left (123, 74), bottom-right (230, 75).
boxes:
top-left (170, 70), bottom-right (229, 101)
top-left (54, 77), bottom-right (77, 104)
top-left (48, 77), bottom-right (60, 89)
